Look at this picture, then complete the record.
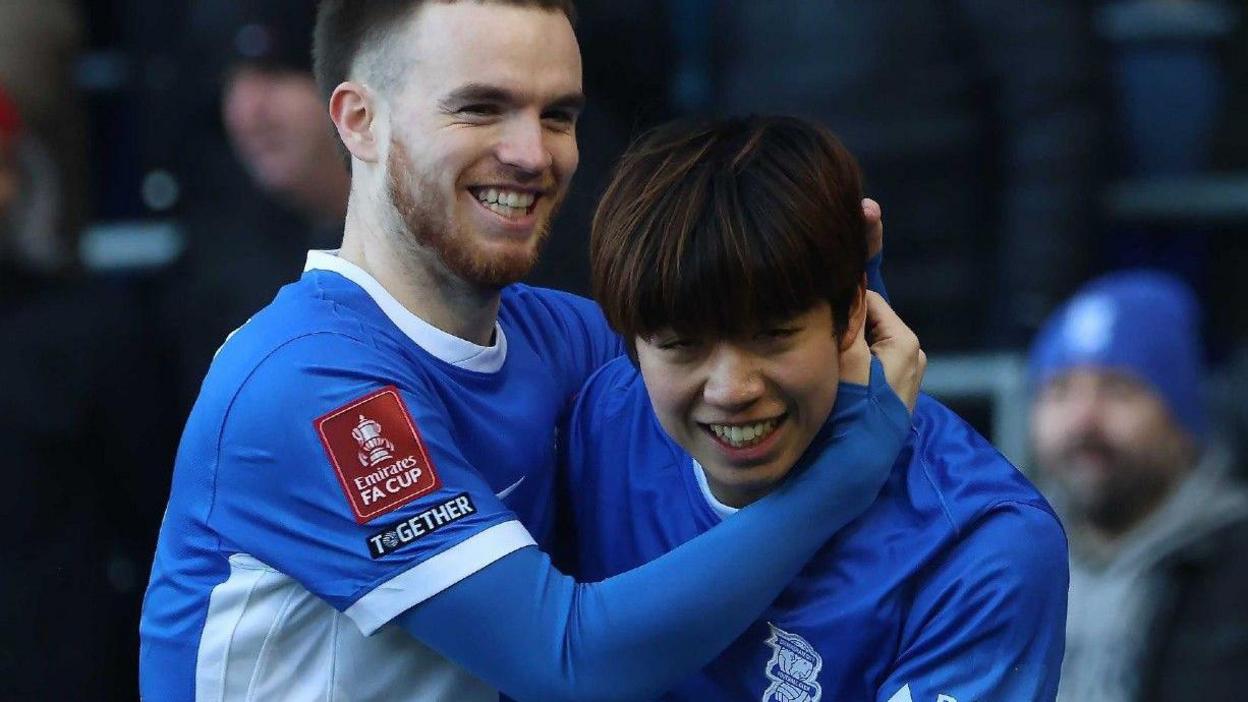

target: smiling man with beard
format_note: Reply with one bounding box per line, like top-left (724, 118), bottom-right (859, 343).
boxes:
top-left (1030, 270), bottom-right (1248, 702)
top-left (138, 2), bottom-right (926, 701)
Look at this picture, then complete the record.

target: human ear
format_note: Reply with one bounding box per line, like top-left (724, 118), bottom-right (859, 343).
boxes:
top-left (838, 277), bottom-right (868, 354)
top-left (329, 81), bottom-right (379, 163)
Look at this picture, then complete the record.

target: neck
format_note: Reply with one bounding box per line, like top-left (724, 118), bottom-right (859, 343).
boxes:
top-left (702, 469), bottom-right (774, 510)
top-left (339, 193), bottom-right (501, 346)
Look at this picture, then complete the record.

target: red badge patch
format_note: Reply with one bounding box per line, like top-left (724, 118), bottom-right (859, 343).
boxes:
top-left (315, 386), bottom-right (441, 524)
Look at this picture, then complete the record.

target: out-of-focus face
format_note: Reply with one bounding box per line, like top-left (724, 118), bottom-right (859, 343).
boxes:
top-left (379, 2), bottom-right (582, 288)
top-left (636, 303), bottom-right (846, 508)
top-left (222, 67), bottom-right (337, 198)
top-left (1031, 367), bottom-right (1192, 536)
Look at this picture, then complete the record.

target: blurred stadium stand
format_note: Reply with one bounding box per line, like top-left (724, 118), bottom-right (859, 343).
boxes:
top-left (2, 0), bottom-right (1245, 698)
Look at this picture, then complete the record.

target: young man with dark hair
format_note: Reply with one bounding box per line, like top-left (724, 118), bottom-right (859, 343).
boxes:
top-left (140, 3), bottom-right (923, 700)
top-left (563, 116), bottom-right (1070, 701)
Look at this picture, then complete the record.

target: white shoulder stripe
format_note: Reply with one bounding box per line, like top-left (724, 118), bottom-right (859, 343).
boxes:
top-left (345, 520), bottom-right (536, 635)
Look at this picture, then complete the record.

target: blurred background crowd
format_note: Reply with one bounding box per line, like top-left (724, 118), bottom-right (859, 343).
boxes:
top-left (2, 0), bottom-right (1247, 699)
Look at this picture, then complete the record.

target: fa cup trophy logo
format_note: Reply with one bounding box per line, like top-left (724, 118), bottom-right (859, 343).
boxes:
top-left (352, 414), bottom-right (396, 467)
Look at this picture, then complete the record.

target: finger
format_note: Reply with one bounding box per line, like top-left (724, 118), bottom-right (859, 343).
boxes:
top-left (862, 291), bottom-right (923, 412)
top-left (862, 198), bottom-right (883, 260)
top-left (863, 291), bottom-right (914, 349)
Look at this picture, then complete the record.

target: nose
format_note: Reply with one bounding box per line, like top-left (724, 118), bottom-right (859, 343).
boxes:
top-left (495, 112), bottom-right (552, 174)
top-left (702, 345), bottom-right (766, 411)
top-left (1060, 384), bottom-right (1107, 436)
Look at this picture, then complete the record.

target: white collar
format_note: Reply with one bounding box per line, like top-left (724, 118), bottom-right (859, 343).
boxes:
top-left (692, 458), bottom-right (740, 520)
top-left (304, 250), bottom-right (508, 373)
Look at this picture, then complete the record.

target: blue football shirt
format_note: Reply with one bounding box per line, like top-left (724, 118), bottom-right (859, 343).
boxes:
top-left (140, 251), bottom-right (620, 701)
top-left (561, 357), bottom-right (1069, 702)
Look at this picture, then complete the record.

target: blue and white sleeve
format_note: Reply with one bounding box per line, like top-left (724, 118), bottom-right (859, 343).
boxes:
top-left (209, 334), bottom-right (533, 635)
top-left (877, 502), bottom-right (1069, 702)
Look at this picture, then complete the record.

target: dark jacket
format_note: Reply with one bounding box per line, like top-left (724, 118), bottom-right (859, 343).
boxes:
top-left (0, 267), bottom-right (173, 701)
top-left (1141, 515), bottom-right (1248, 702)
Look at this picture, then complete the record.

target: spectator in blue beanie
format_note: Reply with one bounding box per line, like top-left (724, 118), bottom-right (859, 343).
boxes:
top-left (1029, 269), bottom-right (1248, 702)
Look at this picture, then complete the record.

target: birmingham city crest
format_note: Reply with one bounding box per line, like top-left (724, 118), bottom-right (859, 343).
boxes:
top-left (762, 622), bottom-right (823, 702)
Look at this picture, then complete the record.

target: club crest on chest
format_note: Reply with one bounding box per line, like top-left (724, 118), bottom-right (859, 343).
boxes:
top-left (763, 622), bottom-right (823, 702)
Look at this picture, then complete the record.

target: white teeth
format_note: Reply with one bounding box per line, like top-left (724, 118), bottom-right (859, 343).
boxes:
top-left (475, 188), bottom-right (536, 210)
top-left (709, 419), bottom-right (779, 448)
top-left (486, 201), bottom-right (522, 218)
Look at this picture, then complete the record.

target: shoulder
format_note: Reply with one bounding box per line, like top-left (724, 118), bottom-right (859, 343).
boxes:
top-left (500, 284), bottom-right (605, 332)
top-left (956, 500), bottom-right (1069, 588)
top-left (503, 283), bottom-right (600, 313)
top-left (498, 285), bottom-right (623, 383)
top-left (568, 356), bottom-right (648, 428)
top-left (562, 356), bottom-right (679, 480)
top-left (212, 274), bottom-right (375, 368)
top-left (197, 288), bottom-right (435, 443)
top-left (905, 394), bottom-right (1060, 537)
top-left (901, 400), bottom-right (1069, 612)
top-left (904, 499), bottom-right (1068, 645)
top-left (1172, 508), bottom-right (1248, 597)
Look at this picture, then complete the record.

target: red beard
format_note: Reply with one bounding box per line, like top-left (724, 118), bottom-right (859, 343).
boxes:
top-left (386, 138), bottom-right (556, 289)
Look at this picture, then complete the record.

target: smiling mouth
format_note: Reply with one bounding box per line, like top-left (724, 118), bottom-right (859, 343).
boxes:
top-left (703, 415), bottom-right (786, 449)
top-left (469, 186), bottom-right (541, 220)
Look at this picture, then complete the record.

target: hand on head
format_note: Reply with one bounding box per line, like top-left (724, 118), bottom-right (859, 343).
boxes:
top-left (865, 292), bottom-right (924, 413)
top-left (837, 291), bottom-right (923, 414)
top-left (840, 198), bottom-right (923, 413)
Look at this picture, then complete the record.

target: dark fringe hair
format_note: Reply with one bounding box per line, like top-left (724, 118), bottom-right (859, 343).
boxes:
top-left (591, 115), bottom-right (867, 358)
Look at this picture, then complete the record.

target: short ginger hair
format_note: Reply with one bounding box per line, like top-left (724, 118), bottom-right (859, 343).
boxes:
top-left (313, 0), bottom-right (577, 104)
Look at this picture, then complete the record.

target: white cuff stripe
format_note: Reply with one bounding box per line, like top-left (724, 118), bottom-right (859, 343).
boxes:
top-left (344, 520), bottom-right (536, 635)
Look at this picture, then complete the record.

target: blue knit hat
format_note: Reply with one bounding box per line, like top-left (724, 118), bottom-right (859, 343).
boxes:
top-left (1028, 269), bottom-right (1206, 439)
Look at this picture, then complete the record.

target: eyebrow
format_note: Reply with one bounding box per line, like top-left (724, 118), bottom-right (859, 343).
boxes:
top-left (439, 83), bottom-right (586, 113)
